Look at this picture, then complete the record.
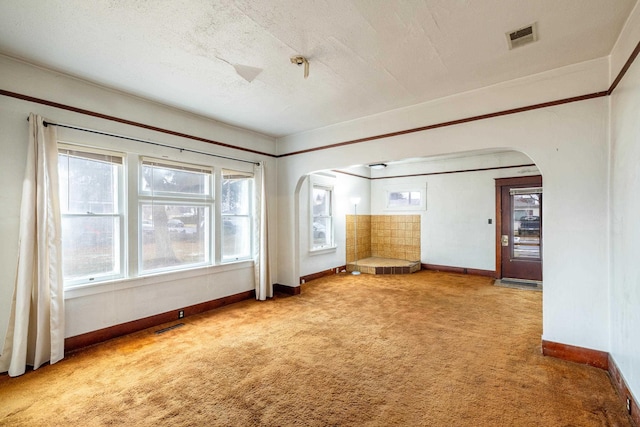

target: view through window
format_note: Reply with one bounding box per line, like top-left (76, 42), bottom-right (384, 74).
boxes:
top-left (312, 184), bottom-right (333, 249)
top-left (511, 191), bottom-right (541, 259)
top-left (221, 170), bottom-right (253, 261)
top-left (58, 144), bottom-right (255, 287)
top-left (59, 147), bottom-right (124, 284)
top-left (139, 159), bottom-right (212, 272)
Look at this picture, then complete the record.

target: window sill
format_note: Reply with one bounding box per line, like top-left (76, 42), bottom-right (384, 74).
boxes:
top-left (309, 246), bottom-right (337, 255)
top-left (64, 260), bottom-right (254, 300)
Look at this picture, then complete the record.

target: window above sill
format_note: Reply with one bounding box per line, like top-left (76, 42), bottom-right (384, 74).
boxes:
top-left (64, 260), bottom-right (254, 300)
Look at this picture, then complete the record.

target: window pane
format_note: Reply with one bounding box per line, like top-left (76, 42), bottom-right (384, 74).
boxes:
top-left (388, 191), bottom-right (409, 207)
top-left (140, 204), bottom-right (210, 271)
top-left (313, 217), bottom-right (331, 247)
top-left (222, 178), bottom-right (250, 215)
top-left (388, 191), bottom-right (421, 208)
top-left (59, 153), bottom-right (118, 214)
top-left (142, 164), bottom-right (209, 195)
top-left (312, 187), bottom-right (330, 217)
top-left (222, 216), bottom-right (251, 261)
top-left (512, 193), bottom-right (541, 259)
top-left (62, 216), bottom-right (120, 280)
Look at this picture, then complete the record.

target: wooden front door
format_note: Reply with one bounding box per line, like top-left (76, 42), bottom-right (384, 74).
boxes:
top-left (496, 176), bottom-right (542, 282)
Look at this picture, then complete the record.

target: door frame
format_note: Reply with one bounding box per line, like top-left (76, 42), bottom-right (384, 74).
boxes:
top-left (494, 175), bottom-right (542, 279)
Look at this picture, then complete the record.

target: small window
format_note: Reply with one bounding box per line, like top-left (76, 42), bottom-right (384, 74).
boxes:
top-left (310, 174), bottom-right (336, 251)
top-left (58, 146), bottom-right (124, 285)
top-left (385, 184), bottom-right (427, 211)
top-left (388, 191), bottom-right (421, 208)
top-left (221, 170), bottom-right (253, 262)
top-left (139, 158), bottom-right (213, 273)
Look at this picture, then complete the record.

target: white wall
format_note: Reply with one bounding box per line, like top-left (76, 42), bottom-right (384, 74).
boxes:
top-left (298, 151), bottom-right (539, 276)
top-left (2, 15), bottom-right (638, 402)
top-left (277, 57), bottom-right (609, 155)
top-left (609, 2), bottom-right (640, 404)
top-left (0, 55), bottom-right (277, 343)
top-left (369, 151), bottom-right (539, 271)
top-left (276, 58), bottom-right (611, 354)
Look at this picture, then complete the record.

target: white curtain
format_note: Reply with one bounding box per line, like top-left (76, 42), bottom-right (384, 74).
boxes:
top-left (253, 162), bottom-right (272, 300)
top-left (0, 114), bottom-right (65, 377)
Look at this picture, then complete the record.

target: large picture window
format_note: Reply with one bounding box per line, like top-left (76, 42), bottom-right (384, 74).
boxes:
top-left (57, 138), bottom-right (257, 288)
top-left (139, 158), bottom-right (213, 273)
top-left (221, 170), bottom-right (253, 262)
top-left (59, 146), bottom-right (124, 284)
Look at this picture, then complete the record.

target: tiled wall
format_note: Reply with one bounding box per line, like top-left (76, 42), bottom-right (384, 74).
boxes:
top-left (346, 215), bottom-right (421, 262)
top-left (346, 214), bottom-right (371, 263)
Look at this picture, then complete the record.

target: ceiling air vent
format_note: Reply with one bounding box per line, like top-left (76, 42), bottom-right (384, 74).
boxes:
top-left (506, 23), bottom-right (537, 50)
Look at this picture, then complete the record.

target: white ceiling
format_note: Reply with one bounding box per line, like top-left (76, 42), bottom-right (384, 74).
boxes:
top-left (0, 1), bottom-right (636, 138)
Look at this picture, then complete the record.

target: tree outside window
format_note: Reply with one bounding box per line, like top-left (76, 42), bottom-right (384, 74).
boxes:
top-left (139, 159), bottom-right (212, 272)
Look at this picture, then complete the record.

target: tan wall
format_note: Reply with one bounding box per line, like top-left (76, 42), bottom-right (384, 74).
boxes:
top-left (346, 214), bottom-right (371, 263)
top-left (346, 215), bottom-right (420, 262)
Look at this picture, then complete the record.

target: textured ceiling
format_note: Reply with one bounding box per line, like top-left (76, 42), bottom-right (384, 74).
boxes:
top-left (0, 0), bottom-right (636, 138)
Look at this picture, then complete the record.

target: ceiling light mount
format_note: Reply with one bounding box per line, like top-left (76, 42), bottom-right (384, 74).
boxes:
top-left (290, 55), bottom-right (309, 79)
top-left (368, 163), bottom-right (387, 170)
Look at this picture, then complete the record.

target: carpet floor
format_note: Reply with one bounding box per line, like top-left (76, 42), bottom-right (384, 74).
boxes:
top-left (0, 271), bottom-right (632, 426)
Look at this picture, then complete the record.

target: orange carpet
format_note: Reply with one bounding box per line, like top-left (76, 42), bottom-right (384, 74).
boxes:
top-left (0, 271), bottom-right (632, 426)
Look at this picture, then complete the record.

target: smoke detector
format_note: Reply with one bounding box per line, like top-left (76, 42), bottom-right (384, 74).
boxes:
top-left (506, 23), bottom-right (538, 50)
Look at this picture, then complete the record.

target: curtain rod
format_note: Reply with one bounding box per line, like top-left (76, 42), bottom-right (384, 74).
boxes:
top-left (27, 118), bottom-right (260, 166)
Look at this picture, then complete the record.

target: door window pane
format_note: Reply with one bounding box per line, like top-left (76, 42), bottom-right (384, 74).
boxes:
top-left (512, 193), bottom-right (541, 259)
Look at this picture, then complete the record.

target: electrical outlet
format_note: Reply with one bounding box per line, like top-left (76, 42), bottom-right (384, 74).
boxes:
top-left (178, 310), bottom-right (184, 319)
top-left (627, 397), bottom-right (631, 414)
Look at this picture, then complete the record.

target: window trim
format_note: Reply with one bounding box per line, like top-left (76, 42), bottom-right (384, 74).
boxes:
top-left (309, 174), bottom-right (336, 252)
top-left (58, 144), bottom-right (126, 287)
top-left (384, 183), bottom-right (427, 211)
top-left (138, 157), bottom-right (215, 275)
top-left (56, 134), bottom-right (258, 290)
top-left (220, 169), bottom-right (254, 263)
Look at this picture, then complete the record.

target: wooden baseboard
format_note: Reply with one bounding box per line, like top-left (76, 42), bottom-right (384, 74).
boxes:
top-left (542, 340), bottom-right (638, 425)
top-left (273, 283), bottom-right (301, 295)
top-left (421, 263), bottom-right (496, 278)
top-left (65, 290), bottom-right (255, 353)
top-left (609, 354), bottom-right (640, 426)
top-left (300, 265), bottom-right (346, 284)
top-left (541, 340), bottom-right (609, 370)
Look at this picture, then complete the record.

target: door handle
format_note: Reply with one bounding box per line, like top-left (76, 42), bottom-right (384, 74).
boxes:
top-left (501, 235), bottom-right (509, 246)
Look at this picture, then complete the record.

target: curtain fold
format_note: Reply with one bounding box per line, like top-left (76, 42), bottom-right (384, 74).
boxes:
top-left (0, 114), bottom-right (65, 377)
top-left (253, 162), bottom-right (272, 300)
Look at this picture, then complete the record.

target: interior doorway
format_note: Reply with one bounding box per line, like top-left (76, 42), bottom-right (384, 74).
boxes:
top-left (495, 176), bottom-right (542, 283)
